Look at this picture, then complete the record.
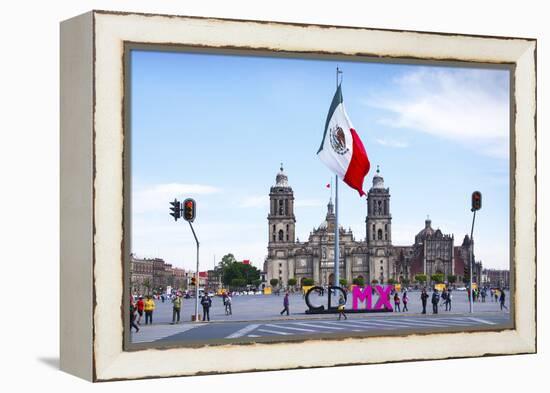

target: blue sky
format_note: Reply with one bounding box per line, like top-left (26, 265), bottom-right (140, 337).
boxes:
top-left (130, 49), bottom-right (510, 271)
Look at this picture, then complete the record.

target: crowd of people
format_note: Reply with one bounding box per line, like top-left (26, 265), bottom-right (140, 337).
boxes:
top-left (129, 291), bottom-right (231, 333)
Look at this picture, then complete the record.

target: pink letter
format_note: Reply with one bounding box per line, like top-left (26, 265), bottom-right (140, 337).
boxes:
top-left (373, 285), bottom-right (393, 310)
top-left (352, 285), bottom-right (372, 310)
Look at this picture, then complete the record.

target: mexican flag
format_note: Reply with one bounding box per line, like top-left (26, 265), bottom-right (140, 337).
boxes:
top-left (317, 85), bottom-right (371, 196)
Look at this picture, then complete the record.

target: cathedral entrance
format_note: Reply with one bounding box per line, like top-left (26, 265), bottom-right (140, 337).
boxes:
top-left (328, 273), bottom-right (334, 286)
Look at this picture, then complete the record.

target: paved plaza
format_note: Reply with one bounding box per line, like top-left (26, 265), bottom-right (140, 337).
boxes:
top-left (131, 290), bottom-right (511, 344)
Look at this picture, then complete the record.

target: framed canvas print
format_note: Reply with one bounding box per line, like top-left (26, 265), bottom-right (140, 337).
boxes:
top-left (60, 10), bottom-right (536, 381)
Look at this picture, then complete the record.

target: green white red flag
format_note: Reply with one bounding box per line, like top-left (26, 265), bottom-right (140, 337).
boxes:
top-left (317, 85), bottom-right (371, 196)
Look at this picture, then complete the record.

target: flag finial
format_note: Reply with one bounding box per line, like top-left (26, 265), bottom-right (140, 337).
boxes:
top-left (376, 165), bottom-right (380, 174)
top-left (280, 162), bottom-right (284, 172)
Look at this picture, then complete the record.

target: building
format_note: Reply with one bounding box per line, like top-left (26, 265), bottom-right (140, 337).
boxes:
top-left (482, 268), bottom-right (510, 288)
top-left (130, 254), bottom-right (189, 294)
top-left (264, 165), bottom-right (483, 287)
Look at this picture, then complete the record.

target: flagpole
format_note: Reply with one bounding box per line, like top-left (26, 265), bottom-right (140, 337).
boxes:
top-left (334, 174), bottom-right (340, 288)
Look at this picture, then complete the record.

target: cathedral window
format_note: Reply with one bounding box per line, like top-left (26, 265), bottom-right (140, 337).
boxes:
top-left (272, 225), bottom-right (276, 241)
top-left (384, 200), bottom-right (388, 215)
top-left (286, 224), bottom-right (289, 241)
top-left (378, 229), bottom-right (383, 240)
top-left (377, 200), bottom-right (382, 214)
top-left (278, 200), bottom-right (284, 215)
top-left (285, 199), bottom-right (289, 215)
top-left (278, 229), bottom-right (284, 241)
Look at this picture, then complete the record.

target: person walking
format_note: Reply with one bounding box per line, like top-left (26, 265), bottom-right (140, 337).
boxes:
top-left (420, 288), bottom-right (429, 314)
top-left (280, 291), bottom-right (290, 316)
top-left (136, 295), bottom-right (144, 325)
top-left (201, 293), bottom-right (212, 321)
top-left (431, 289), bottom-right (440, 314)
top-left (144, 295), bottom-right (155, 325)
top-left (171, 293), bottom-right (182, 324)
top-left (494, 289), bottom-right (499, 303)
top-left (445, 289), bottom-right (452, 311)
top-left (225, 294), bottom-right (232, 315)
top-left (499, 289), bottom-right (508, 310)
top-left (337, 294), bottom-right (347, 320)
top-left (130, 296), bottom-right (139, 333)
top-left (402, 291), bottom-right (409, 312)
top-left (393, 292), bottom-right (401, 312)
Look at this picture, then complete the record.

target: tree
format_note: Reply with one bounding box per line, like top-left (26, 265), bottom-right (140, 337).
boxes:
top-left (252, 279), bottom-right (262, 288)
top-left (371, 279), bottom-right (379, 284)
top-left (230, 278), bottom-right (246, 289)
top-left (287, 278), bottom-right (297, 287)
top-left (302, 278), bottom-right (314, 286)
top-left (431, 273), bottom-right (445, 284)
top-left (339, 278), bottom-right (348, 287)
top-left (401, 278), bottom-right (410, 286)
top-left (142, 278), bottom-right (152, 295)
top-left (353, 277), bottom-right (365, 286)
top-left (447, 275), bottom-right (457, 284)
top-left (270, 278), bottom-right (279, 287)
top-left (387, 278), bottom-right (396, 285)
top-left (415, 274), bottom-right (427, 285)
top-left (218, 255), bottom-right (261, 288)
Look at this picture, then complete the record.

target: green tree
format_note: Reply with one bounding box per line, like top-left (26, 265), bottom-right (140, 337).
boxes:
top-left (339, 278), bottom-right (348, 287)
top-left (431, 273), bottom-right (445, 284)
top-left (287, 278), bottom-right (297, 287)
top-left (415, 274), bottom-right (427, 284)
top-left (302, 278), bottom-right (314, 286)
top-left (230, 278), bottom-right (246, 289)
top-left (352, 277), bottom-right (365, 286)
top-left (387, 278), bottom-right (396, 285)
top-left (270, 278), bottom-right (279, 287)
top-left (252, 279), bottom-right (262, 288)
top-left (447, 275), bottom-right (457, 284)
top-left (218, 255), bottom-right (261, 287)
top-left (401, 278), bottom-right (410, 286)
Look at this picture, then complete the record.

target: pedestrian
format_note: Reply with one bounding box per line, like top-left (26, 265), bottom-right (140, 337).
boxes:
top-left (420, 288), bottom-right (429, 314)
top-left (495, 289), bottom-right (499, 303)
top-left (201, 293), bottom-right (212, 321)
top-left (445, 289), bottom-right (452, 311)
top-left (481, 288), bottom-right (487, 303)
top-left (402, 291), bottom-right (409, 312)
top-left (144, 295), bottom-right (155, 325)
top-left (130, 296), bottom-right (139, 333)
top-left (431, 289), bottom-right (440, 314)
top-left (225, 294), bottom-right (232, 315)
top-left (222, 291), bottom-right (228, 307)
top-left (136, 295), bottom-right (144, 324)
top-left (171, 293), bottom-right (182, 324)
top-left (393, 293), bottom-right (401, 312)
top-left (337, 294), bottom-right (347, 320)
top-left (280, 291), bottom-right (290, 316)
top-left (499, 289), bottom-right (508, 310)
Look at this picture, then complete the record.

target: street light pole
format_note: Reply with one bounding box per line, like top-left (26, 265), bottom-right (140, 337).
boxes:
top-left (188, 221), bottom-right (200, 321)
top-left (469, 209), bottom-right (476, 314)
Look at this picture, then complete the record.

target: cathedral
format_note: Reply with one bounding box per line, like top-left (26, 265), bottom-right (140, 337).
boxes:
top-left (264, 165), bottom-right (479, 287)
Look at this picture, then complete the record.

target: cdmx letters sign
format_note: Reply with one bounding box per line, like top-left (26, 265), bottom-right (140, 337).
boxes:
top-left (305, 285), bottom-right (394, 314)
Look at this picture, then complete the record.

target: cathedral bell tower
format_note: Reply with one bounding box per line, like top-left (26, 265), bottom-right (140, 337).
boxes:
top-left (268, 164), bottom-right (296, 246)
top-left (366, 165), bottom-right (392, 283)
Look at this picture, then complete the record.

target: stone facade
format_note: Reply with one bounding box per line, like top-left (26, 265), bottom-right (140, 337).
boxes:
top-left (264, 166), bottom-right (479, 287)
top-left (130, 254), bottom-right (189, 294)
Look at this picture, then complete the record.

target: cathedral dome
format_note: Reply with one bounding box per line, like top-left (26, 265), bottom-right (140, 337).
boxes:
top-left (372, 165), bottom-right (385, 189)
top-left (415, 218), bottom-right (435, 244)
top-left (275, 163), bottom-right (288, 187)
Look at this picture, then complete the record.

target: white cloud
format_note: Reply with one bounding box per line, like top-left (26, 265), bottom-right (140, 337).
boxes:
top-left (366, 68), bottom-right (509, 158)
top-left (375, 138), bottom-right (409, 148)
top-left (133, 183), bottom-right (221, 214)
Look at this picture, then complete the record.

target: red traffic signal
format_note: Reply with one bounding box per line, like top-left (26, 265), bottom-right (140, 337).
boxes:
top-left (471, 191), bottom-right (482, 211)
top-left (183, 198), bottom-right (196, 222)
top-left (191, 276), bottom-right (196, 286)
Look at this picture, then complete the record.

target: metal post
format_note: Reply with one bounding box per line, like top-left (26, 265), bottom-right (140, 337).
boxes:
top-left (469, 210), bottom-right (476, 313)
top-left (334, 175), bottom-right (340, 287)
top-left (188, 221), bottom-right (200, 321)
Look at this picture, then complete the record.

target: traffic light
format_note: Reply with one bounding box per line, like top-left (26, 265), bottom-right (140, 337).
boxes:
top-left (191, 276), bottom-right (196, 286)
top-left (169, 199), bottom-right (181, 221)
top-left (183, 198), bottom-right (196, 222)
top-left (471, 191), bottom-right (482, 212)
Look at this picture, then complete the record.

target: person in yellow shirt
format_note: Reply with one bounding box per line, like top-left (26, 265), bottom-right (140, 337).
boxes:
top-left (144, 295), bottom-right (156, 325)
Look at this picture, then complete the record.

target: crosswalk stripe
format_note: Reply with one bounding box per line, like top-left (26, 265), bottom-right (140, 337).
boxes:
top-left (420, 318), bottom-right (480, 326)
top-left (320, 321), bottom-right (373, 329)
top-left (294, 322), bottom-right (345, 330)
top-left (258, 328), bottom-right (292, 335)
top-left (468, 317), bottom-right (496, 325)
top-left (226, 324), bottom-right (260, 339)
top-left (264, 324), bottom-right (316, 332)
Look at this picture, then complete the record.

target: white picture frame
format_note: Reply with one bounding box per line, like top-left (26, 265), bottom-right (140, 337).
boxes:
top-left (60, 10), bottom-right (536, 381)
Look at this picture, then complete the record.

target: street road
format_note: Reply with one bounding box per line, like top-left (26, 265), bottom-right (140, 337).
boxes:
top-left (131, 290), bottom-right (511, 344)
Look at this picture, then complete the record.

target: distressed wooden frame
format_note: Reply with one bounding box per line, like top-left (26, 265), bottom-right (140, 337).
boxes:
top-left (60, 10), bottom-right (536, 382)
